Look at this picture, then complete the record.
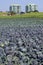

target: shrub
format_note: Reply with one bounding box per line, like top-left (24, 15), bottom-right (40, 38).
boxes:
top-left (10, 11), bottom-right (16, 16)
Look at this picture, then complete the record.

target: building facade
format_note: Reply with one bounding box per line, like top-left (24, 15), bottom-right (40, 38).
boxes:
top-left (26, 4), bottom-right (37, 12)
top-left (10, 4), bottom-right (21, 14)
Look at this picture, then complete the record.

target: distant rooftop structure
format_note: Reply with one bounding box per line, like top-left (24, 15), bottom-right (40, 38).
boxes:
top-left (9, 4), bottom-right (21, 14)
top-left (25, 4), bottom-right (38, 12)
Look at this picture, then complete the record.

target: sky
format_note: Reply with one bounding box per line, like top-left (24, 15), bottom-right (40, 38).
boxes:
top-left (0, 0), bottom-right (43, 12)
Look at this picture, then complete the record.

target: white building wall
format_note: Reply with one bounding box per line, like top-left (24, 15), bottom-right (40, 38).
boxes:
top-left (31, 4), bottom-right (37, 11)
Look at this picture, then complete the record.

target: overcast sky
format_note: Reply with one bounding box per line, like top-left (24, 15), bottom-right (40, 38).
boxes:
top-left (0, 0), bottom-right (43, 12)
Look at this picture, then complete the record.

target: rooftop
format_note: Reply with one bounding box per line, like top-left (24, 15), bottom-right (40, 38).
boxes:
top-left (26, 4), bottom-right (37, 6)
top-left (10, 4), bottom-right (21, 6)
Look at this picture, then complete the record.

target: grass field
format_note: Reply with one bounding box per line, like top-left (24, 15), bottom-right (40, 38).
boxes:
top-left (0, 12), bottom-right (43, 19)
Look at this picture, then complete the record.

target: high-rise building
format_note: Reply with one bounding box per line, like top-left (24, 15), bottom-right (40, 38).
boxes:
top-left (9, 4), bottom-right (21, 14)
top-left (25, 4), bottom-right (37, 12)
